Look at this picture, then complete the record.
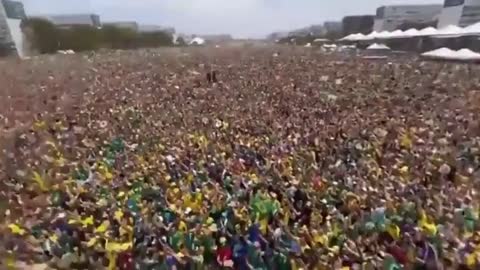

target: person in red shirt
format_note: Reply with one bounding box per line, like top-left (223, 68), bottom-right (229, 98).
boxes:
top-left (387, 243), bottom-right (408, 265)
top-left (117, 250), bottom-right (134, 270)
top-left (217, 237), bottom-right (234, 268)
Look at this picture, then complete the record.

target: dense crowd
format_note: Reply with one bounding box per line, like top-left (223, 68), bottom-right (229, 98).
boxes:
top-left (1, 47), bottom-right (480, 269)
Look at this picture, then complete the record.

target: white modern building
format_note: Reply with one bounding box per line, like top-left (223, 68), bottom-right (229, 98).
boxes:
top-left (437, 0), bottom-right (480, 28)
top-left (374, 5), bottom-right (443, 32)
top-left (0, 0), bottom-right (26, 57)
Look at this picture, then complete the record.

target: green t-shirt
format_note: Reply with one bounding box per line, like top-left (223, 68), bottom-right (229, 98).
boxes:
top-left (185, 232), bottom-right (200, 251)
top-left (274, 251), bottom-right (291, 270)
top-left (200, 235), bottom-right (215, 264)
top-left (168, 231), bottom-right (184, 252)
top-left (247, 244), bottom-right (267, 270)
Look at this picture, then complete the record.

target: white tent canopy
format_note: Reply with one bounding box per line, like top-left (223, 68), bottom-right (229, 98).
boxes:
top-left (402, 28), bottom-right (420, 37)
top-left (322, 43), bottom-right (338, 48)
top-left (456, 48), bottom-right (480, 59)
top-left (367, 43), bottom-right (391, 50)
top-left (189, 37), bottom-right (205, 45)
top-left (340, 23), bottom-right (480, 41)
top-left (422, 47), bottom-right (455, 58)
top-left (433, 25), bottom-right (465, 37)
top-left (415, 27), bottom-right (437, 36)
top-left (463, 22), bottom-right (480, 35)
top-left (387, 30), bottom-right (404, 38)
top-left (340, 34), bottom-right (355, 40)
top-left (375, 31), bottom-right (391, 39)
top-left (422, 47), bottom-right (480, 60)
top-left (365, 31), bottom-right (380, 39)
top-left (340, 33), bottom-right (368, 41)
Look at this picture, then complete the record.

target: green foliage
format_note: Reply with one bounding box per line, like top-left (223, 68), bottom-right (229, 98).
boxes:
top-left (176, 36), bottom-right (187, 46)
top-left (22, 18), bottom-right (174, 54)
top-left (22, 18), bottom-right (60, 54)
top-left (59, 26), bottom-right (102, 51)
top-left (137, 31), bottom-right (173, 48)
top-left (100, 25), bottom-right (138, 49)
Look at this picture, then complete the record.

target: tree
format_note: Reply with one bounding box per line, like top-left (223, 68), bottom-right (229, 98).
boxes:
top-left (59, 25), bottom-right (102, 51)
top-left (22, 20), bottom-right (175, 54)
top-left (21, 18), bottom-right (60, 54)
top-left (100, 26), bottom-right (138, 49)
top-left (137, 31), bottom-right (173, 48)
top-left (176, 36), bottom-right (186, 46)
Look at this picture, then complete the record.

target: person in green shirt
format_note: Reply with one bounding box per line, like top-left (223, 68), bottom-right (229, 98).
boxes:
top-left (168, 230), bottom-right (185, 253)
top-left (247, 242), bottom-right (268, 270)
top-left (273, 250), bottom-right (291, 270)
top-left (185, 231), bottom-right (199, 252)
top-left (200, 231), bottom-right (216, 266)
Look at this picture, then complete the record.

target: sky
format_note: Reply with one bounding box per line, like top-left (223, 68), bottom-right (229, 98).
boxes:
top-left (20, 0), bottom-right (444, 38)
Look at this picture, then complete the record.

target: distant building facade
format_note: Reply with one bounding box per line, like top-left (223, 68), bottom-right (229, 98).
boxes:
top-left (289, 24), bottom-right (325, 36)
top-left (139, 25), bottom-right (175, 34)
top-left (323, 21), bottom-right (343, 33)
top-left (437, 0), bottom-right (480, 28)
top-left (373, 5), bottom-right (442, 32)
top-left (267, 31), bottom-right (289, 41)
top-left (33, 14), bottom-right (101, 28)
top-left (342, 15), bottom-right (374, 35)
top-left (0, 0), bottom-right (26, 57)
top-left (103, 21), bottom-right (139, 31)
top-left (201, 34), bottom-right (233, 43)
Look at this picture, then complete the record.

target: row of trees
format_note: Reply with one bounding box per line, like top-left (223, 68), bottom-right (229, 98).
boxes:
top-left (22, 18), bottom-right (175, 54)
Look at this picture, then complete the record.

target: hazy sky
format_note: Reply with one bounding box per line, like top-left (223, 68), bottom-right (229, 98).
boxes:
top-left (20, 0), bottom-right (443, 37)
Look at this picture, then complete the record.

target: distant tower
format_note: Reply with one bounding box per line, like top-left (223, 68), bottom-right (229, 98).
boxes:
top-left (0, 0), bottom-right (26, 57)
top-left (438, 0), bottom-right (480, 28)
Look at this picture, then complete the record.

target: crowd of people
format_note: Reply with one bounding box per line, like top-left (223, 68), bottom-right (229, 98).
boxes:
top-left (1, 47), bottom-right (480, 269)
